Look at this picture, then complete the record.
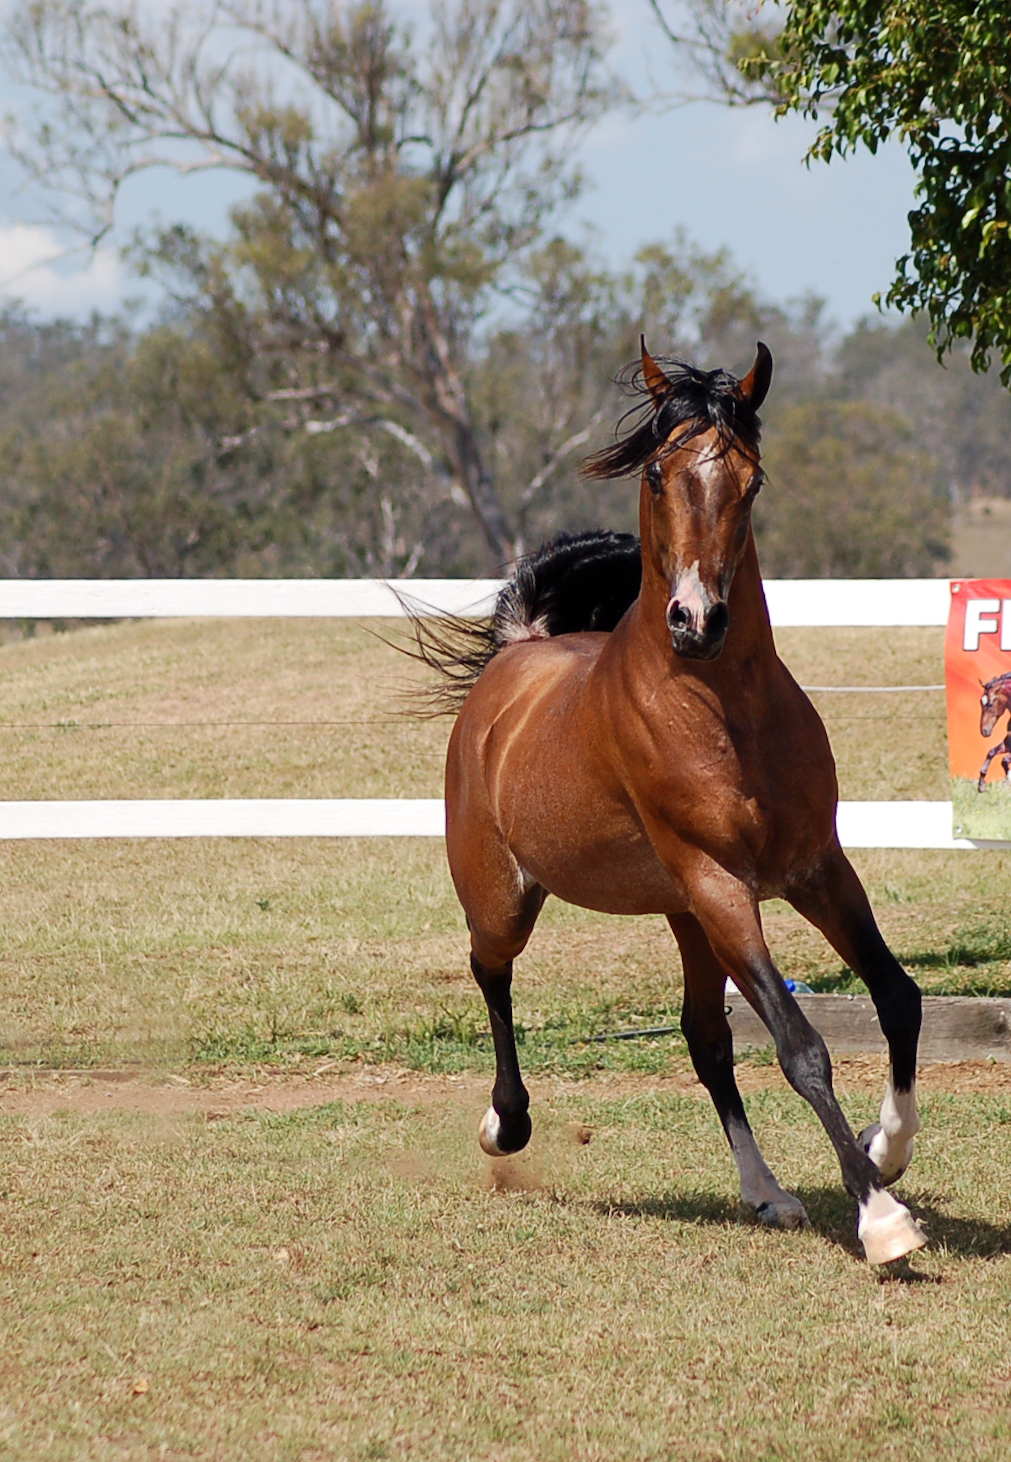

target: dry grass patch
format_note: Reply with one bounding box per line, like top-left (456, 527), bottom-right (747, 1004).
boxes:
top-left (0, 617), bottom-right (447, 800)
top-left (0, 619), bottom-right (948, 802)
top-left (2, 1086), bottom-right (1011, 1460)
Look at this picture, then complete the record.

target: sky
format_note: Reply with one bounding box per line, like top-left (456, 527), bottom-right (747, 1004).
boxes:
top-left (0, 0), bottom-right (919, 331)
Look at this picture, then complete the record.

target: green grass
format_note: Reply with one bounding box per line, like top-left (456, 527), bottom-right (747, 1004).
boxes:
top-left (3, 1088), bottom-right (1011, 1460)
top-left (191, 988), bottom-right (688, 1076)
top-left (3, 618), bottom-right (1011, 1458)
top-left (3, 838), bottom-right (1011, 1072)
top-left (952, 774), bottom-right (1011, 841)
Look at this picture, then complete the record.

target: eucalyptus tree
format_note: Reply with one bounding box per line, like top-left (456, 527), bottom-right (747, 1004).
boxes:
top-left (5, 0), bottom-right (615, 568)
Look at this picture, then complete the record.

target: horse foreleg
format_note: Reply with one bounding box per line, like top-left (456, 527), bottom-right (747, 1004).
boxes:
top-left (690, 873), bottom-right (925, 1265)
top-left (471, 952), bottom-right (533, 1156)
top-left (670, 913), bottom-right (808, 1230)
top-left (788, 842), bottom-right (921, 1187)
top-left (978, 741), bottom-right (1005, 790)
top-left (447, 794), bottom-right (545, 1157)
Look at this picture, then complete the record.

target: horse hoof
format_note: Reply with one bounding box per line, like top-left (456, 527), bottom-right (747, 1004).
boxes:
top-left (858, 1192), bottom-right (927, 1265)
top-left (858, 1123), bottom-right (913, 1186)
top-left (478, 1106), bottom-right (531, 1157)
top-left (754, 1198), bottom-right (809, 1231)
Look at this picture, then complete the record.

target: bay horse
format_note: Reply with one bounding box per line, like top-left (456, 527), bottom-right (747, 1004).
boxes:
top-left (426, 342), bottom-right (925, 1264)
top-left (978, 671), bottom-right (1011, 791)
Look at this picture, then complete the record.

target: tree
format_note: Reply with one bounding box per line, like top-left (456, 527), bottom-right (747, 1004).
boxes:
top-left (650, 2), bottom-right (1011, 385)
top-left (755, 400), bottom-right (951, 577)
top-left (0, 302), bottom-right (484, 579)
top-left (4, 0), bottom-right (613, 568)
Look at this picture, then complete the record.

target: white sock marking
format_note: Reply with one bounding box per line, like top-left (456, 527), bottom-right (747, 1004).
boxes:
top-left (857, 1187), bottom-right (926, 1264)
top-left (863, 1074), bottom-right (919, 1183)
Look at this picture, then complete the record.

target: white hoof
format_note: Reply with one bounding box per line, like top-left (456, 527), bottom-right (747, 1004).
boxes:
top-left (478, 1107), bottom-right (506, 1157)
top-left (858, 1189), bottom-right (926, 1265)
top-left (859, 1122), bottom-right (915, 1186)
top-left (754, 1196), bottom-right (809, 1231)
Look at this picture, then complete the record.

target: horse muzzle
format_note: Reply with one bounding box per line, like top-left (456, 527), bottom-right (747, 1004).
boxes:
top-left (665, 595), bottom-right (729, 660)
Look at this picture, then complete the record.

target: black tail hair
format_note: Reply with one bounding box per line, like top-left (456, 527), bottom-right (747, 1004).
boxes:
top-left (402, 529), bottom-right (642, 714)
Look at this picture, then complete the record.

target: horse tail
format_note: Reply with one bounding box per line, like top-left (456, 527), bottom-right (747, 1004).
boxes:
top-left (400, 529), bottom-right (642, 715)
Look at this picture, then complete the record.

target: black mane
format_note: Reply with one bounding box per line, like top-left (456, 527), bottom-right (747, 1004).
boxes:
top-left (983, 670), bottom-right (1011, 694)
top-left (582, 356), bottom-right (762, 481)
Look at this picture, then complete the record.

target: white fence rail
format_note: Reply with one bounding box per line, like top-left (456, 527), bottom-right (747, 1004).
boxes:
top-left (0, 577), bottom-right (953, 625)
top-left (0, 798), bottom-right (996, 851)
top-left (0, 578), bottom-right (969, 847)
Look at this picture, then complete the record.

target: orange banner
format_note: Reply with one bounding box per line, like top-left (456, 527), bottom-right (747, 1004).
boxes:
top-left (946, 579), bottom-right (1011, 840)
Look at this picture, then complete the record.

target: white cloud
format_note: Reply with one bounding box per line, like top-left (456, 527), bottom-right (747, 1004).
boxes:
top-left (0, 223), bottom-right (127, 316)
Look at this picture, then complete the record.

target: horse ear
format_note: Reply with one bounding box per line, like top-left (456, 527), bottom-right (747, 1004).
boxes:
top-left (738, 342), bottom-right (773, 411)
top-left (641, 335), bottom-right (674, 407)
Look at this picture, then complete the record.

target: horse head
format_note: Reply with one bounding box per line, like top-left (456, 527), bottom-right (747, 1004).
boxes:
top-left (637, 338), bottom-right (772, 661)
top-left (980, 676), bottom-right (1010, 737)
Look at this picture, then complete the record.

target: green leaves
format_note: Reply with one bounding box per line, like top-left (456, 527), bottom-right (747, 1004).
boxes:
top-left (773, 0), bottom-right (1011, 384)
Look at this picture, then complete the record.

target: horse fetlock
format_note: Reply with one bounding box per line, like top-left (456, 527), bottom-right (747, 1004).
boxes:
top-left (857, 1188), bottom-right (926, 1265)
top-left (478, 1105), bottom-right (532, 1157)
top-left (753, 1195), bottom-right (809, 1231)
top-left (858, 1122), bottom-right (914, 1185)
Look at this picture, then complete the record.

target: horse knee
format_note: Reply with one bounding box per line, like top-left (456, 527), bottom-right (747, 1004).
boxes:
top-left (777, 1022), bottom-right (833, 1099)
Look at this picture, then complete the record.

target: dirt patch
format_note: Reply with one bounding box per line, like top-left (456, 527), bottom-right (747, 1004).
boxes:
top-left (0, 1065), bottom-right (479, 1119)
top-left (2, 1053), bottom-right (1011, 1120)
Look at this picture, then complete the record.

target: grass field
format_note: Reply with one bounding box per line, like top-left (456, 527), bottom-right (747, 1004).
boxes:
top-left (3, 616), bottom-right (1011, 1459)
top-left (952, 775), bottom-right (1011, 842)
top-left (4, 1075), bottom-right (1011, 1461)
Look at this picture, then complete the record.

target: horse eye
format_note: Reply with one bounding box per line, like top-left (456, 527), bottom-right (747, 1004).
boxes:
top-left (746, 472), bottom-right (764, 500)
top-left (645, 461), bottom-right (663, 492)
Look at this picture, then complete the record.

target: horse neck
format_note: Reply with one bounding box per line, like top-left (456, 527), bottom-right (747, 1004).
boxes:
top-left (632, 529), bottom-right (776, 673)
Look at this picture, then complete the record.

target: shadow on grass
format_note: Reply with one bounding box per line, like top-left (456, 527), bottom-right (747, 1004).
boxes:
top-left (593, 1190), bottom-right (743, 1227)
top-left (590, 1185), bottom-right (1011, 1262)
top-left (902, 1194), bottom-right (1011, 1260)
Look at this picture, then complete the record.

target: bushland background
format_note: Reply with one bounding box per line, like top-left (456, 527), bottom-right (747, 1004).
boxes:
top-left (5, 273), bottom-right (1011, 586)
top-left (2, 0), bottom-right (1010, 588)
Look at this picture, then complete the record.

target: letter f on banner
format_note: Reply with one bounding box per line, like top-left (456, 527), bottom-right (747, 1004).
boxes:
top-left (963, 598), bottom-right (1001, 651)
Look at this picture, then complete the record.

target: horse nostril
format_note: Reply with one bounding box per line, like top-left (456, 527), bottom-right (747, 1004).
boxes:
top-left (666, 600), bottom-right (692, 631)
top-left (705, 602), bottom-right (729, 639)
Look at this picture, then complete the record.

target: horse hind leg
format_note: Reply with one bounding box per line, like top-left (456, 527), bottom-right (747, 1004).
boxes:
top-left (670, 914), bottom-right (808, 1231)
top-left (472, 947), bottom-right (535, 1157)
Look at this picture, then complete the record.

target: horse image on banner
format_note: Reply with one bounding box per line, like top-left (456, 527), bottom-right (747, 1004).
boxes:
top-left (946, 580), bottom-right (1011, 841)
